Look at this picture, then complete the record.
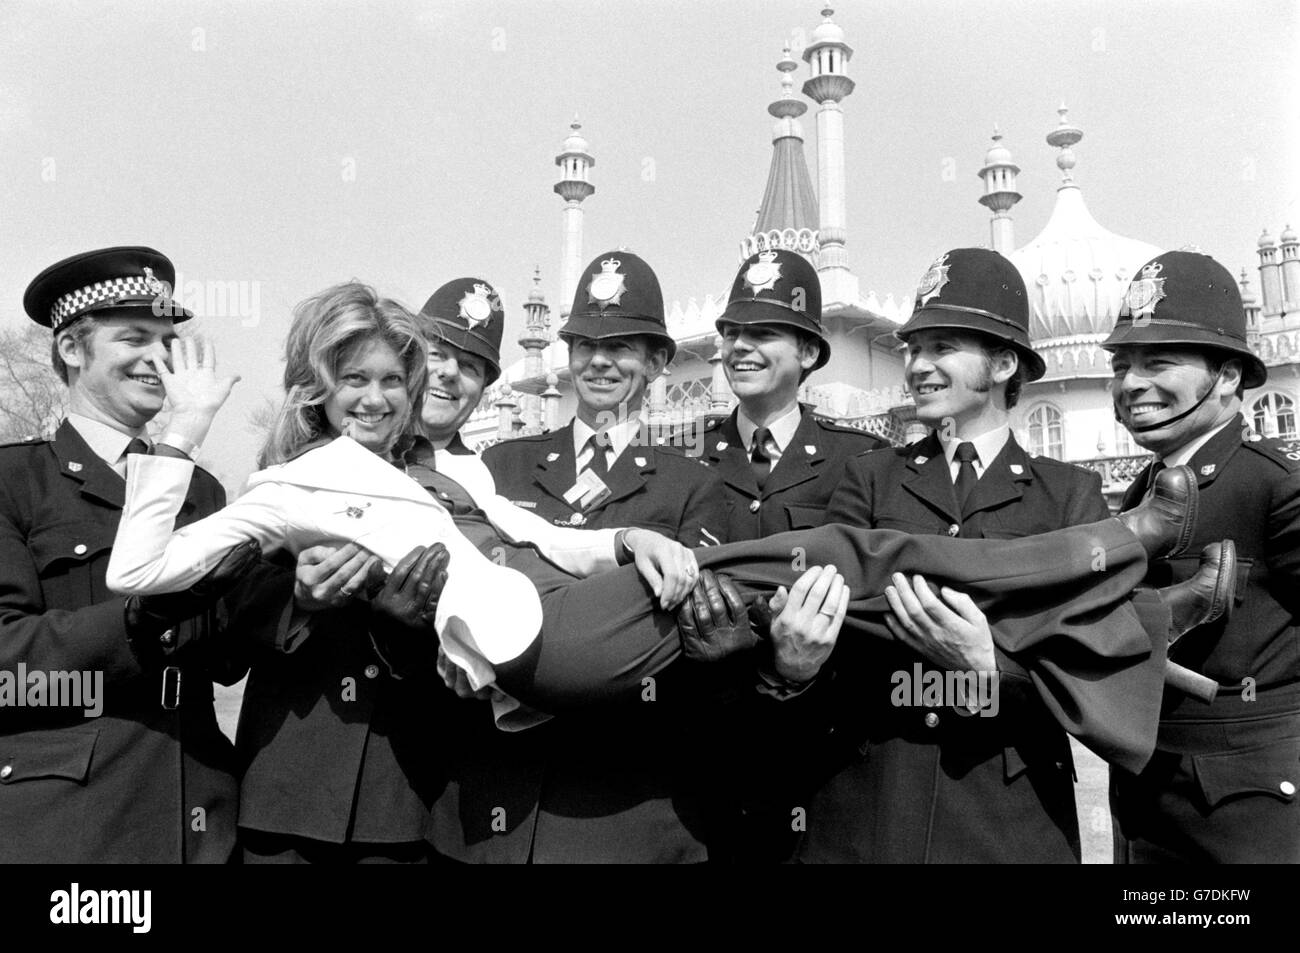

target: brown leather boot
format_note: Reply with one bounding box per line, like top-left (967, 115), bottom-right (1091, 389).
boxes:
top-left (1159, 540), bottom-right (1236, 643)
top-left (1115, 464), bottom-right (1198, 560)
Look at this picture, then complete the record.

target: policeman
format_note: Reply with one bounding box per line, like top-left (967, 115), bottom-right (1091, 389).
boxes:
top-left (1107, 250), bottom-right (1300, 863)
top-left (701, 248), bottom-right (888, 541)
top-left (0, 246), bottom-right (261, 862)
top-left (432, 256), bottom-right (734, 863)
top-left (799, 247), bottom-right (1227, 863)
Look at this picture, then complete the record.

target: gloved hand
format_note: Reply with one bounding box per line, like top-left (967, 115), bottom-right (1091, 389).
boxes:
top-left (368, 544), bottom-right (449, 676)
top-left (125, 539), bottom-right (264, 665)
top-left (676, 569), bottom-right (760, 662)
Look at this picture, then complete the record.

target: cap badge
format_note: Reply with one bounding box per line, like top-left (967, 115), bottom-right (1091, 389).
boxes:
top-left (142, 266), bottom-right (166, 296)
top-left (916, 254), bottom-right (950, 306)
top-left (1124, 261), bottom-right (1167, 320)
top-left (457, 283), bottom-right (499, 329)
top-left (743, 251), bottom-right (782, 295)
top-left (588, 259), bottom-right (627, 310)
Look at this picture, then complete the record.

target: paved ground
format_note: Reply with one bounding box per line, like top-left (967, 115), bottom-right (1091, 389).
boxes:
top-left (213, 679), bottom-right (1115, 864)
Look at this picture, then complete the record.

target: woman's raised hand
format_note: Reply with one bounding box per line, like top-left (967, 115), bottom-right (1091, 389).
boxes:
top-left (149, 336), bottom-right (240, 446)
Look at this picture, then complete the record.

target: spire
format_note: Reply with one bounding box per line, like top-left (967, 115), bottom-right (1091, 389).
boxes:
top-left (1046, 103), bottom-right (1084, 188)
top-left (743, 46), bottom-right (820, 263)
top-left (977, 125), bottom-right (1022, 254)
top-left (554, 117), bottom-right (596, 318)
top-left (519, 265), bottom-right (551, 379)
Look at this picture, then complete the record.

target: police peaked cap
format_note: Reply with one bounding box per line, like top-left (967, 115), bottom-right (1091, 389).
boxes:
top-left (896, 247), bottom-right (1045, 382)
top-left (417, 277), bottom-right (505, 385)
top-left (1102, 250), bottom-right (1266, 389)
top-left (24, 245), bottom-right (192, 332)
top-left (560, 251), bottom-right (676, 364)
top-left (718, 249), bottom-right (830, 371)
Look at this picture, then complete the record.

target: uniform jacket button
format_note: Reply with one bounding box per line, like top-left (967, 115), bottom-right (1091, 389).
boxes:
top-left (0, 764), bottom-right (12, 780)
top-left (947, 524), bottom-right (960, 537)
top-left (1282, 781), bottom-right (1297, 797)
top-left (159, 629), bottom-right (175, 647)
top-left (73, 543), bottom-right (88, 555)
top-left (364, 664), bottom-right (380, 679)
top-left (924, 712), bottom-right (940, 728)
top-left (749, 500), bottom-right (761, 513)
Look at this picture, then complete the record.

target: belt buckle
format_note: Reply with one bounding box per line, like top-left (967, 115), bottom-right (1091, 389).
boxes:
top-left (161, 666), bottom-right (182, 710)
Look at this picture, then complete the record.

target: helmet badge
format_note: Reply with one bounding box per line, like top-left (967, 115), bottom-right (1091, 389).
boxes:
top-left (1124, 261), bottom-right (1167, 320)
top-left (588, 259), bottom-right (627, 310)
top-left (457, 283), bottom-right (499, 328)
top-left (743, 251), bottom-right (783, 295)
top-left (916, 254), bottom-right (951, 306)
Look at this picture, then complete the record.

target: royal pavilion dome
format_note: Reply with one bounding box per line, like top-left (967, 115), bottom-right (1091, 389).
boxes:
top-left (1008, 107), bottom-right (1162, 380)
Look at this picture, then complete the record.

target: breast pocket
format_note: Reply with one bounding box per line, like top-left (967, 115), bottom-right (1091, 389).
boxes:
top-left (27, 522), bottom-right (116, 608)
top-left (785, 504), bottom-right (825, 531)
top-left (0, 726), bottom-right (100, 785)
top-left (1193, 736), bottom-right (1300, 809)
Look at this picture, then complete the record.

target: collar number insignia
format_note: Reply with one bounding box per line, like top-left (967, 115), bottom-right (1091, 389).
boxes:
top-left (804, 445), bottom-right (817, 455)
top-left (546, 452), bottom-right (561, 462)
top-left (1009, 464), bottom-right (1024, 475)
top-left (1124, 261), bottom-right (1167, 320)
top-left (68, 461), bottom-right (83, 472)
top-left (457, 283), bottom-right (499, 329)
top-left (743, 251), bottom-right (782, 295)
top-left (916, 254), bottom-right (950, 306)
top-left (1200, 464), bottom-right (1216, 476)
top-left (635, 456), bottom-right (647, 467)
top-left (715, 441), bottom-right (728, 451)
top-left (914, 455), bottom-right (929, 465)
top-left (587, 259), bottom-right (627, 310)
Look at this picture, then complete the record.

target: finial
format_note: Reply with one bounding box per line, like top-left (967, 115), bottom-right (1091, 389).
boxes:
top-left (822, 7), bottom-right (835, 19)
top-left (1046, 103), bottom-right (1084, 185)
top-left (992, 123), bottom-right (1002, 141)
top-left (571, 113), bottom-right (580, 130)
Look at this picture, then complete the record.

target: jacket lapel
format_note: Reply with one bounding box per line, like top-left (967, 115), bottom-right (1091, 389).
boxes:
top-left (763, 410), bottom-right (823, 499)
top-left (586, 445), bottom-right (652, 515)
top-left (1186, 414), bottom-right (1243, 491)
top-left (707, 411), bottom-right (760, 498)
top-left (961, 436), bottom-right (1032, 519)
top-left (901, 433), bottom-right (962, 525)
top-left (531, 424), bottom-right (581, 508)
top-left (52, 419), bottom-right (125, 509)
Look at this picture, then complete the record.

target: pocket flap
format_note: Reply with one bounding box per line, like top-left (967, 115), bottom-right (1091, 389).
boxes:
top-left (1193, 737), bottom-right (1300, 808)
top-left (27, 525), bottom-right (113, 574)
top-left (784, 504), bottom-right (824, 530)
top-left (0, 727), bottom-right (99, 784)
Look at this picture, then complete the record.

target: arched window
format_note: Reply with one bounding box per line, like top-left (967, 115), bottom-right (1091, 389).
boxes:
top-left (1251, 392), bottom-right (1297, 439)
top-left (1026, 404), bottom-right (1064, 460)
top-left (1113, 422), bottom-right (1135, 457)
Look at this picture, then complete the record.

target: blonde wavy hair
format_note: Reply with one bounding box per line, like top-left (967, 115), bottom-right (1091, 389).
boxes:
top-left (258, 282), bottom-right (428, 468)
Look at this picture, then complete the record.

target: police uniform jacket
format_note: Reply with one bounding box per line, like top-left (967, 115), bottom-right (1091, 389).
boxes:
top-left (1112, 415), bottom-right (1300, 863)
top-left (430, 424), bottom-right (732, 863)
top-left (701, 406), bottom-right (888, 542)
top-left (800, 431), bottom-right (1116, 863)
top-left (0, 421), bottom-right (243, 863)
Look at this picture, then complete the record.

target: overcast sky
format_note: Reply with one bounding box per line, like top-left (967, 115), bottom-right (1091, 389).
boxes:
top-left (2, 0), bottom-right (1296, 489)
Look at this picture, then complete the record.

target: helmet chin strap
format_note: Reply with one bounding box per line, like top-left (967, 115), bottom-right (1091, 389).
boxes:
top-left (1114, 371), bottom-right (1222, 434)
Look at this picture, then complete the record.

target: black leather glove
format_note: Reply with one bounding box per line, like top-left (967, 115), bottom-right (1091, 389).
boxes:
top-left (368, 544), bottom-right (449, 676)
top-left (125, 539), bottom-right (264, 663)
top-left (676, 569), bottom-right (760, 662)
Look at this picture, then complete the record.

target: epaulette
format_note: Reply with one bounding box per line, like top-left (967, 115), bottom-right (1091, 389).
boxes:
top-left (0, 433), bottom-right (53, 450)
top-left (1240, 429), bottom-right (1300, 471)
top-left (811, 415), bottom-right (888, 441)
top-left (493, 430), bottom-right (555, 445)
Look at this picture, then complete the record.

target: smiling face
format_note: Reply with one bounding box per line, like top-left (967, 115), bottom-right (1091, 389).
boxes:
top-left (567, 334), bottom-right (666, 427)
top-left (59, 312), bottom-right (177, 431)
top-left (719, 322), bottom-right (818, 417)
top-left (321, 336), bottom-right (410, 456)
top-left (421, 338), bottom-right (486, 444)
top-left (1109, 344), bottom-right (1241, 457)
top-left (903, 328), bottom-right (1017, 435)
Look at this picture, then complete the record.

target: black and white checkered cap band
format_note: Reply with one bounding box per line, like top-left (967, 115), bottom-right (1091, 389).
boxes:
top-left (50, 276), bottom-right (168, 331)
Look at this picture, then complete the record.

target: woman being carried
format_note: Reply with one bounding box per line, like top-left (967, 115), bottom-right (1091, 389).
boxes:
top-left (107, 282), bottom-right (1209, 774)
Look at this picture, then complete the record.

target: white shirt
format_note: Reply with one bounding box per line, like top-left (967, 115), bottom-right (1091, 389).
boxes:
top-left (1160, 417), bottom-right (1236, 468)
top-left (736, 403), bottom-right (803, 465)
top-left (573, 414), bottom-right (644, 474)
top-left (937, 424), bottom-right (1011, 484)
top-left (67, 413), bottom-right (148, 479)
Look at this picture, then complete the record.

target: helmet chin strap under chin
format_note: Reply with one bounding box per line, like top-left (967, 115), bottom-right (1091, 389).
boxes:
top-left (1115, 372), bottom-right (1222, 434)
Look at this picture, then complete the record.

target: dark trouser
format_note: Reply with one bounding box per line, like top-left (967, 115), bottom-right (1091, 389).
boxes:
top-left (1111, 683), bottom-right (1300, 863)
top-left (498, 518), bottom-right (1167, 774)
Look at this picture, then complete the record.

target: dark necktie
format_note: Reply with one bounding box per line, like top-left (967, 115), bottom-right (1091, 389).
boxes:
top-left (583, 433), bottom-right (609, 481)
top-left (751, 427), bottom-right (773, 491)
top-left (126, 437), bottom-right (151, 456)
top-left (953, 441), bottom-right (979, 513)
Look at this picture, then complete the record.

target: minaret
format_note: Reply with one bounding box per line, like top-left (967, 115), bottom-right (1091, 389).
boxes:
top-left (977, 126), bottom-right (1022, 255)
top-left (1240, 267), bottom-right (1261, 332)
top-left (518, 266), bottom-right (551, 379)
top-left (553, 117), bottom-right (595, 319)
top-left (1279, 224), bottom-right (1299, 312)
top-left (743, 45), bottom-right (820, 263)
top-left (1258, 228), bottom-right (1282, 317)
top-left (801, 7), bottom-right (855, 300)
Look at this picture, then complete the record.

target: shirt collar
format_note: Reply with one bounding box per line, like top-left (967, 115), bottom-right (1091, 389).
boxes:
top-left (938, 423), bottom-right (1011, 469)
top-left (573, 413), bottom-right (645, 461)
top-left (1161, 417), bottom-right (1236, 468)
top-left (736, 403), bottom-right (803, 453)
top-left (66, 413), bottom-right (146, 467)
